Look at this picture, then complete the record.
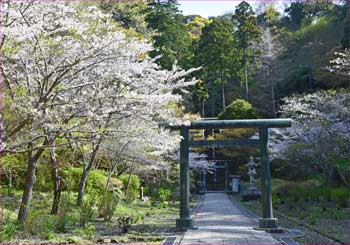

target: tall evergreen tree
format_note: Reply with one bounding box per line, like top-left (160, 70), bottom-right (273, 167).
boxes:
top-left (196, 19), bottom-right (239, 111)
top-left (232, 1), bottom-right (261, 101)
top-left (146, 2), bottom-right (193, 70)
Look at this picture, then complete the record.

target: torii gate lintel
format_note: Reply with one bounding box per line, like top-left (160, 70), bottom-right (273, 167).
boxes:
top-left (162, 119), bottom-right (292, 231)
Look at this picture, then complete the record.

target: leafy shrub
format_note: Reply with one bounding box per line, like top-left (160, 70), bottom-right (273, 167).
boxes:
top-left (119, 174), bottom-right (140, 202)
top-left (81, 223), bottom-right (96, 240)
top-left (273, 178), bottom-right (350, 208)
top-left (79, 196), bottom-right (96, 226)
top-left (24, 211), bottom-right (55, 237)
top-left (61, 167), bottom-right (109, 193)
top-left (218, 99), bottom-right (258, 120)
top-left (56, 193), bottom-right (74, 232)
top-left (87, 170), bottom-right (110, 193)
top-left (330, 187), bottom-right (349, 208)
top-left (98, 192), bottom-right (118, 221)
top-left (156, 187), bottom-right (172, 202)
top-left (0, 221), bottom-right (19, 241)
top-left (273, 180), bottom-right (323, 201)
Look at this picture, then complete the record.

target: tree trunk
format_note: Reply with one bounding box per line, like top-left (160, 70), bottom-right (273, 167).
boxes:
top-left (201, 100), bottom-right (205, 118)
top-left (210, 85), bottom-right (215, 117)
top-left (18, 146), bottom-right (36, 221)
top-left (202, 100), bottom-right (205, 140)
top-left (125, 171), bottom-right (132, 197)
top-left (17, 139), bottom-right (50, 221)
top-left (50, 147), bottom-right (61, 215)
top-left (105, 158), bottom-right (122, 191)
top-left (77, 167), bottom-right (91, 206)
top-left (77, 143), bottom-right (100, 206)
top-left (244, 62), bottom-right (249, 102)
top-left (267, 65), bottom-right (277, 118)
top-left (221, 83), bottom-right (226, 110)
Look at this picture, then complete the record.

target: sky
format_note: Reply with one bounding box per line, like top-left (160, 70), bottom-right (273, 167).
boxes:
top-left (178, 1), bottom-right (288, 18)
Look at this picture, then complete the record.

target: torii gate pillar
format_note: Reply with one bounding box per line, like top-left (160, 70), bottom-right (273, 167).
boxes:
top-left (176, 126), bottom-right (193, 230)
top-left (258, 127), bottom-right (278, 229)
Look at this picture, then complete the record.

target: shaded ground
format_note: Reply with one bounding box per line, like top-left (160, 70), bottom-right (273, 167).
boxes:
top-left (229, 194), bottom-right (344, 245)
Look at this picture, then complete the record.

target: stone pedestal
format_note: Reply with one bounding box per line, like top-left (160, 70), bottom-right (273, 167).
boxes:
top-left (258, 218), bottom-right (278, 229)
top-left (241, 185), bottom-right (261, 201)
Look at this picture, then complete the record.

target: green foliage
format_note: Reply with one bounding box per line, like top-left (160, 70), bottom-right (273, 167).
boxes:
top-left (146, 2), bottom-right (193, 70)
top-left (330, 187), bottom-right (349, 208)
top-left (100, 1), bottom-right (151, 38)
top-left (326, 208), bottom-right (349, 220)
top-left (79, 196), bottom-right (96, 226)
top-left (194, 17), bottom-right (239, 113)
top-left (24, 210), bottom-right (55, 237)
top-left (2, 154), bottom-right (20, 170)
top-left (1, 154), bottom-right (26, 190)
top-left (196, 18), bottom-right (238, 83)
top-left (0, 208), bottom-right (20, 242)
top-left (156, 201), bottom-right (169, 209)
top-left (61, 167), bottom-right (109, 193)
top-left (233, 1), bottom-right (261, 51)
top-left (115, 202), bottom-right (135, 215)
top-left (155, 187), bottom-right (172, 202)
top-left (289, 17), bottom-right (331, 41)
top-left (0, 221), bottom-right (19, 241)
top-left (218, 99), bottom-right (257, 119)
top-left (334, 158), bottom-right (350, 178)
top-left (56, 193), bottom-right (74, 232)
top-left (195, 80), bottom-right (209, 102)
top-left (308, 212), bottom-right (317, 225)
top-left (119, 174), bottom-right (141, 202)
top-left (76, 223), bottom-right (96, 240)
top-left (285, 2), bottom-right (306, 28)
top-left (273, 180), bottom-right (349, 208)
top-left (98, 192), bottom-right (118, 221)
top-left (186, 16), bottom-right (210, 40)
top-left (35, 164), bottom-right (53, 192)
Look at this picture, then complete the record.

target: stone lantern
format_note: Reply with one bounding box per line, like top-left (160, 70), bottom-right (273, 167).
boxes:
top-left (241, 156), bottom-right (261, 201)
top-left (246, 156), bottom-right (258, 186)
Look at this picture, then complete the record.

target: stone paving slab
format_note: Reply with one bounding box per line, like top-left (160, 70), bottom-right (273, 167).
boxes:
top-left (180, 193), bottom-right (280, 245)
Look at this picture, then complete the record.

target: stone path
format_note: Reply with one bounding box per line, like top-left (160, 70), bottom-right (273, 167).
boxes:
top-left (181, 193), bottom-right (280, 244)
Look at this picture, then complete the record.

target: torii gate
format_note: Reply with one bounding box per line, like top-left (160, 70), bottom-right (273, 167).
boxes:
top-left (162, 118), bottom-right (292, 230)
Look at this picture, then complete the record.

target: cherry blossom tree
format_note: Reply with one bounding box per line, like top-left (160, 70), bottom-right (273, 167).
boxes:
top-left (1, 2), bottom-right (198, 220)
top-left (270, 90), bottom-right (350, 188)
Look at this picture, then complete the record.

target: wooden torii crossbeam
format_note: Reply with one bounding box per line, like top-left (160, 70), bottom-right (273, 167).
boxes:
top-left (161, 118), bottom-right (292, 230)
